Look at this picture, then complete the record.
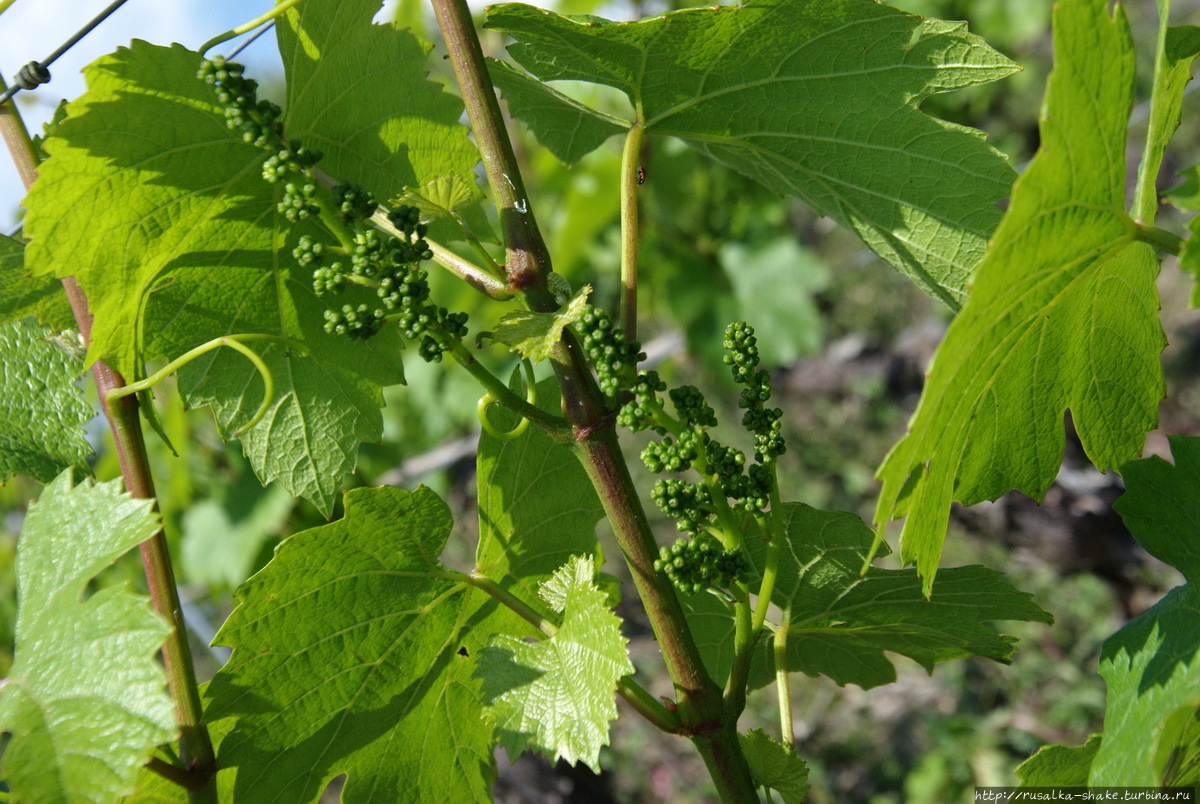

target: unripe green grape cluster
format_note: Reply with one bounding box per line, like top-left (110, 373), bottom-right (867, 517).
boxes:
top-left (199, 57), bottom-right (321, 221)
top-left (651, 478), bottom-right (711, 534)
top-left (200, 57), bottom-right (467, 358)
top-left (724, 322), bottom-right (786, 463)
top-left (575, 305), bottom-right (646, 398)
top-left (653, 534), bottom-right (750, 594)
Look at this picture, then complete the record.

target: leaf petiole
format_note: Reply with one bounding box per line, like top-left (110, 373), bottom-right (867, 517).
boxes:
top-left (774, 611), bottom-right (794, 747)
top-left (199, 0), bottom-right (306, 55)
top-left (1134, 222), bottom-right (1184, 255)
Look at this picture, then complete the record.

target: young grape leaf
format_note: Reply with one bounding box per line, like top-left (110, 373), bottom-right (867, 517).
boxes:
top-left (488, 58), bottom-right (627, 166)
top-left (0, 234), bottom-right (72, 330)
top-left (1087, 436), bottom-right (1200, 785)
top-left (205, 485), bottom-right (494, 803)
top-left (0, 471), bottom-right (173, 804)
top-left (492, 285), bottom-right (591, 362)
top-left (22, 40), bottom-right (416, 515)
top-left (0, 320), bottom-right (93, 483)
top-left (391, 173), bottom-right (481, 218)
top-left (277, 0), bottom-right (478, 202)
top-left (471, 377), bottom-right (605, 644)
top-left (486, 0), bottom-right (1018, 308)
top-left (475, 555), bottom-right (632, 770)
top-left (1016, 734), bottom-right (1101, 787)
top-left (875, 0), bottom-right (1165, 592)
top-left (739, 729), bottom-right (810, 804)
top-left (748, 504), bottom-right (1051, 689)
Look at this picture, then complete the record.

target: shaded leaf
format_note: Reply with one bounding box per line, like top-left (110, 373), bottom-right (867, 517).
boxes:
top-left (471, 377), bottom-right (604, 644)
top-left (875, 0), bottom-right (1164, 591)
top-left (750, 504), bottom-right (1051, 689)
top-left (1088, 437), bottom-right (1200, 785)
top-left (0, 320), bottom-right (93, 484)
top-left (0, 471), bottom-right (173, 804)
top-left (1113, 435), bottom-right (1200, 586)
top-left (487, 0), bottom-right (1017, 307)
top-left (489, 58), bottom-right (627, 166)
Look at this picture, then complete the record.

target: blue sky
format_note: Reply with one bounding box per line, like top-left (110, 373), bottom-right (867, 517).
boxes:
top-left (1, 0), bottom-right (286, 229)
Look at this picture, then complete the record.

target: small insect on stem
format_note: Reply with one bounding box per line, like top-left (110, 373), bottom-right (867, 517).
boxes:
top-left (636, 165), bottom-right (647, 185)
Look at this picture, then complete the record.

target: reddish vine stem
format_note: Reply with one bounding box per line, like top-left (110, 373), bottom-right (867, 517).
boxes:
top-left (428, 3), bottom-right (757, 799)
top-left (1, 87), bottom-right (216, 798)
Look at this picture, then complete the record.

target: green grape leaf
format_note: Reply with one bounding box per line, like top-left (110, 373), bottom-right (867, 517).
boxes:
top-left (472, 377), bottom-right (604, 642)
top-left (491, 284), bottom-right (591, 362)
top-left (205, 485), bottom-right (494, 803)
top-left (1167, 164), bottom-right (1200, 304)
top-left (875, 0), bottom-right (1164, 591)
top-left (1091, 585), bottom-right (1200, 786)
top-left (23, 41), bottom-right (411, 516)
top-left (1016, 734), bottom-right (1101, 787)
top-left (277, 0), bottom-right (478, 202)
top-left (1133, 22), bottom-right (1200, 222)
top-left (1113, 435), bottom-right (1200, 586)
top-left (0, 471), bottom-right (173, 803)
top-left (0, 235), bottom-right (73, 330)
top-left (489, 58), bottom-right (627, 166)
top-left (475, 555), bottom-right (632, 770)
top-left (750, 504), bottom-right (1051, 689)
top-left (0, 320), bottom-right (93, 483)
top-left (1086, 436), bottom-right (1200, 785)
top-left (739, 729), bottom-right (810, 804)
top-left (486, 0), bottom-right (1018, 308)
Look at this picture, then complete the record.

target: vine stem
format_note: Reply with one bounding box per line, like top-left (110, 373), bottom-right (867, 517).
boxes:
top-left (1, 79), bottom-right (217, 799)
top-left (430, 2), bottom-right (758, 799)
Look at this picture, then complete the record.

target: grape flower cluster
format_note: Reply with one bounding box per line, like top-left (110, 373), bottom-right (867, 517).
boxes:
top-left (653, 533), bottom-right (750, 595)
top-left (199, 57), bottom-right (467, 356)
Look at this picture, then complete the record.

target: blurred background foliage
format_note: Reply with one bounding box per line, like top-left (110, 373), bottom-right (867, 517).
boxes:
top-left (4, 0), bottom-right (1200, 801)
